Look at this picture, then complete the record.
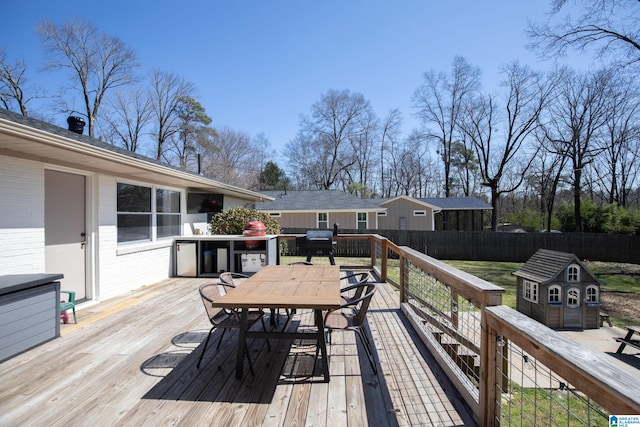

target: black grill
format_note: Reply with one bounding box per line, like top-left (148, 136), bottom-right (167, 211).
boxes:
top-left (305, 230), bottom-right (336, 265)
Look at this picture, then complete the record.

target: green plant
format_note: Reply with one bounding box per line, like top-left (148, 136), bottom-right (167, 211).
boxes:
top-left (209, 206), bottom-right (282, 235)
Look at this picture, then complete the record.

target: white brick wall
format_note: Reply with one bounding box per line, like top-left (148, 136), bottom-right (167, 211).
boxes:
top-left (95, 176), bottom-right (172, 300)
top-left (0, 156), bottom-right (45, 273)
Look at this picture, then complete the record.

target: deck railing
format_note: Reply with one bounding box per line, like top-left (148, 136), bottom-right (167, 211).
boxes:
top-left (278, 234), bottom-right (640, 426)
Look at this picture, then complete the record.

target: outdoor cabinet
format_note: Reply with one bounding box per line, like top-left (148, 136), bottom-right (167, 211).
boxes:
top-left (0, 274), bottom-right (63, 363)
top-left (174, 235), bottom-right (278, 277)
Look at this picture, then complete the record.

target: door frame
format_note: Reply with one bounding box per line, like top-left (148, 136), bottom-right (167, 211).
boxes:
top-left (45, 165), bottom-right (96, 302)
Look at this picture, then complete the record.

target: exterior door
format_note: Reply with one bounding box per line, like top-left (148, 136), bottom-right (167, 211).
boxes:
top-left (45, 170), bottom-right (87, 300)
top-left (563, 286), bottom-right (582, 329)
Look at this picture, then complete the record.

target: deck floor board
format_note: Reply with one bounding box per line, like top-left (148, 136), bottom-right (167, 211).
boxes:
top-left (0, 274), bottom-right (475, 426)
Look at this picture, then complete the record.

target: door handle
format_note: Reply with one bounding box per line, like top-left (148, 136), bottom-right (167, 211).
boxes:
top-left (81, 232), bottom-right (86, 249)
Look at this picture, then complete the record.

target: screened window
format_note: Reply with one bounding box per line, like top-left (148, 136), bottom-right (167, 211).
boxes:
top-left (357, 212), bottom-right (367, 230)
top-left (317, 212), bottom-right (328, 229)
top-left (567, 264), bottom-right (580, 282)
top-left (586, 285), bottom-right (599, 303)
top-left (523, 280), bottom-right (538, 303)
top-left (117, 183), bottom-right (152, 243)
top-left (156, 189), bottom-right (181, 239)
top-left (548, 285), bottom-right (561, 304)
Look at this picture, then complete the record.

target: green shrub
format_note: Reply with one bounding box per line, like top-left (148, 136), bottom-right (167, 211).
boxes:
top-left (209, 206), bottom-right (282, 235)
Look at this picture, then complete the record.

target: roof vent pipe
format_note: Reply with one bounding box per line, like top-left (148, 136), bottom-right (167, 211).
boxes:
top-left (67, 116), bottom-right (85, 134)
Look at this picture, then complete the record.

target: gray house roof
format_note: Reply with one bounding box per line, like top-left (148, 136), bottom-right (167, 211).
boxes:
top-left (375, 196), bottom-right (491, 211)
top-left (0, 108), bottom-right (270, 201)
top-left (418, 197), bottom-right (492, 210)
top-left (256, 190), bottom-right (383, 211)
top-left (512, 249), bottom-right (603, 285)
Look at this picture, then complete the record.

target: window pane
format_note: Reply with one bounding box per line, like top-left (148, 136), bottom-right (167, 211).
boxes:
top-left (156, 189), bottom-right (180, 213)
top-left (118, 183), bottom-right (151, 212)
top-left (158, 214), bottom-right (181, 238)
top-left (117, 214), bottom-right (151, 243)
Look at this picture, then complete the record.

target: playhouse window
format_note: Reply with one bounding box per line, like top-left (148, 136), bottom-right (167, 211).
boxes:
top-left (548, 285), bottom-right (561, 304)
top-left (523, 280), bottom-right (538, 303)
top-left (586, 285), bottom-right (599, 303)
top-left (567, 264), bottom-right (580, 282)
top-left (567, 287), bottom-right (580, 307)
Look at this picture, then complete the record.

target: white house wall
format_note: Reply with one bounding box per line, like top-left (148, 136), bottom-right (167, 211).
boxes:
top-left (0, 156), bottom-right (45, 274)
top-left (96, 175), bottom-right (174, 301)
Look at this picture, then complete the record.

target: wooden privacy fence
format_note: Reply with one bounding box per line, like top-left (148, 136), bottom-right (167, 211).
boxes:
top-left (283, 228), bottom-right (640, 263)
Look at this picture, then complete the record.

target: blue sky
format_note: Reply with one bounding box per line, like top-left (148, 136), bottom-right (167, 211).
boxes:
top-left (1, 1), bottom-right (587, 157)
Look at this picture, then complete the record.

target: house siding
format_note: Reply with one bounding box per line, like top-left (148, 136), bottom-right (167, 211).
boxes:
top-left (0, 156), bottom-right (45, 274)
top-left (379, 199), bottom-right (434, 231)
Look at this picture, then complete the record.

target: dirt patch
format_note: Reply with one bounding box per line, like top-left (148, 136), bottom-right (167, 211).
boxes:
top-left (600, 291), bottom-right (640, 324)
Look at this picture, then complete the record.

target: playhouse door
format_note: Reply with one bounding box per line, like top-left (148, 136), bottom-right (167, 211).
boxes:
top-left (563, 286), bottom-right (582, 329)
top-left (45, 170), bottom-right (87, 301)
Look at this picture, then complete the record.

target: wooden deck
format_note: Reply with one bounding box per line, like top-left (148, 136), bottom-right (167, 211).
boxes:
top-left (0, 274), bottom-right (475, 426)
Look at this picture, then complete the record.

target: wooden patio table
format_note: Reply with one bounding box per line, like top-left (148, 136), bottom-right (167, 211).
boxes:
top-left (211, 264), bottom-right (341, 381)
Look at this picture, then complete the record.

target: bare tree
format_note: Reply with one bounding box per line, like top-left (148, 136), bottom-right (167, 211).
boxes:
top-left (543, 68), bottom-right (613, 231)
top-left (528, 0), bottom-right (640, 66)
top-left (148, 69), bottom-right (195, 161)
top-left (461, 62), bottom-right (550, 231)
top-left (101, 85), bottom-right (152, 153)
top-left (0, 48), bottom-right (45, 116)
top-left (199, 126), bottom-right (262, 188)
top-left (379, 109), bottom-right (403, 198)
top-left (413, 56), bottom-right (481, 197)
top-left (167, 96), bottom-right (212, 169)
top-left (38, 18), bottom-right (139, 137)
top-left (284, 89), bottom-right (374, 190)
top-left (595, 75), bottom-right (640, 206)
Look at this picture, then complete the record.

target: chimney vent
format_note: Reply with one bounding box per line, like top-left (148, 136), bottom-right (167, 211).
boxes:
top-left (67, 116), bottom-right (86, 134)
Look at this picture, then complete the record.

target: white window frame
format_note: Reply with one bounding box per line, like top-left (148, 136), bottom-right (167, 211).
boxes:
top-left (117, 182), bottom-right (182, 245)
top-left (356, 212), bottom-right (367, 230)
top-left (586, 285), bottom-right (599, 304)
top-left (523, 279), bottom-right (538, 303)
top-left (317, 212), bottom-right (328, 229)
top-left (377, 211), bottom-right (387, 216)
top-left (567, 264), bottom-right (580, 282)
top-left (413, 210), bottom-right (427, 216)
top-left (548, 285), bottom-right (562, 304)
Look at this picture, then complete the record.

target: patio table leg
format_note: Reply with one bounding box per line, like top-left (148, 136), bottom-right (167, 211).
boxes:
top-left (314, 309), bottom-right (330, 382)
top-left (235, 308), bottom-right (248, 379)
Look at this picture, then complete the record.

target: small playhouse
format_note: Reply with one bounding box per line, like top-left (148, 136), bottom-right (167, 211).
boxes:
top-left (514, 249), bottom-right (604, 330)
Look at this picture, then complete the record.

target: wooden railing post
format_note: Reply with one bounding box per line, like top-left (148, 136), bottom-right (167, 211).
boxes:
top-left (370, 235), bottom-right (376, 269)
top-left (479, 320), bottom-right (499, 426)
top-left (399, 253), bottom-right (406, 303)
top-left (380, 238), bottom-right (388, 282)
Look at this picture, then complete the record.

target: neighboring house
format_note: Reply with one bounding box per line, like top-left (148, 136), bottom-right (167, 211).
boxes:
top-left (0, 108), bottom-right (271, 303)
top-left (376, 196), bottom-right (491, 231)
top-left (513, 249), bottom-right (604, 330)
top-left (255, 190), bottom-right (385, 231)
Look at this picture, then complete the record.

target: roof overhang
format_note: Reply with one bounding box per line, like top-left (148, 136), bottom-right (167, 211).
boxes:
top-left (0, 116), bottom-right (273, 202)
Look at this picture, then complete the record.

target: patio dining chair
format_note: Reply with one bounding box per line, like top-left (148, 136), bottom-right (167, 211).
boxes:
top-left (339, 272), bottom-right (370, 305)
top-left (324, 282), bottom-right (378, 375)
top-left (196, 282), bottom-right (269, 372)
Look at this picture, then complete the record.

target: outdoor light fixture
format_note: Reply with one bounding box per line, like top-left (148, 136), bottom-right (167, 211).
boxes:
top-left (452, 301), bottom-right (458, 313)
top-left (496, 335), bottom-right (505, 347)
